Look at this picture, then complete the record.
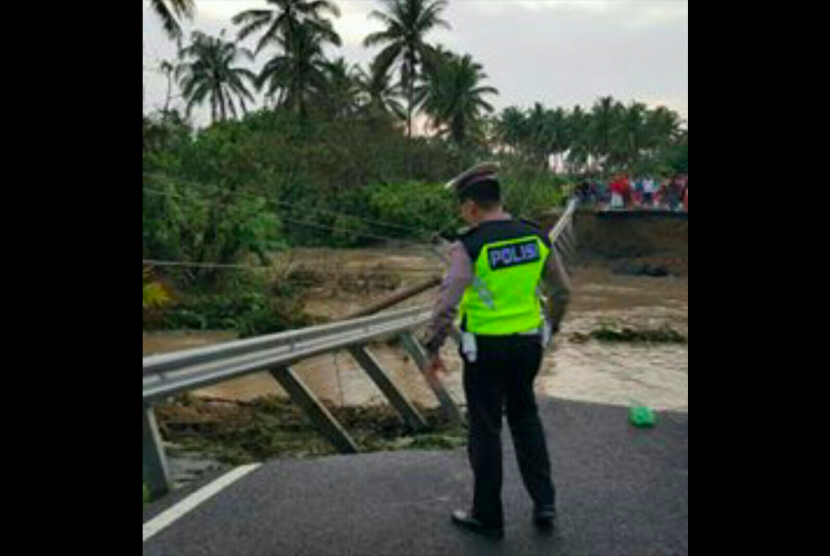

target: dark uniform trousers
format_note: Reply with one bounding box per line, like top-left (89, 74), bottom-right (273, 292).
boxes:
top-left (461, 333), bottom-right (556, 528)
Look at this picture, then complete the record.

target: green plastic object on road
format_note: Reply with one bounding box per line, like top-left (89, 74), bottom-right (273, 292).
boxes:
top-left (629, 405), bottom-right (656, 427)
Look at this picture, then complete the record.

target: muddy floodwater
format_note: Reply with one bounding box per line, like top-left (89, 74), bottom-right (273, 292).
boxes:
top-left (143, 249), bottom-right (688, 414)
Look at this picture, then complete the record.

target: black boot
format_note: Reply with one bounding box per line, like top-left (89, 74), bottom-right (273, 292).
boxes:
top-left (451, 510), bottom-right (504, 540)
top-left (533, 506), bottom-right (557, 528)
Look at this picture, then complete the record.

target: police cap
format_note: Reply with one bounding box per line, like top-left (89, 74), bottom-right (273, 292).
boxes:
top-left (444, 162), bottom-right (501, 203)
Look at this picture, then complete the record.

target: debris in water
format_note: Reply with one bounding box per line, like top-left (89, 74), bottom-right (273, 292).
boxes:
top-left (154, 395), bottom-right (467, 465)
top-left (570, 326), bottom-right (687, 344)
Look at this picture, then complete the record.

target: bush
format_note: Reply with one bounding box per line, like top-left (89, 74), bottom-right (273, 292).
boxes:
top-left (367, 182), bottom-right (459, 238)
top-left (142, 174), bottom-right (286, 280)
top-left (499, 164), bottom-right (568, 219)
top-left (160, 290), bottom-right (309, 336)
top-left (143, 268), bottom-right (171, 310)
top-left (149, 273), bottom-right (313, 337)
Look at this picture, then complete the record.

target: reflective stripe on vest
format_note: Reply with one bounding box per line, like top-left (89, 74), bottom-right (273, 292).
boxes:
top-left (459, 235), bottom-right (550, 335)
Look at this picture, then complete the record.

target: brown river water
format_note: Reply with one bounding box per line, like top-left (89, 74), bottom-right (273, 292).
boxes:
top-left (143, 249), bottom-right (688, 414)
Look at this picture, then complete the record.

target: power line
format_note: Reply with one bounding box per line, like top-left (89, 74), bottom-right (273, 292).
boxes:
top-left (281, 199), bottom-right (436, 239)
top-left (142, 258), bottom-right (440, 273)
top-left (142, 181), bottom-right (441, 249)
top-left (142, 258), bottom-right (440, 277)
top-left (144, 276), bottom-right (416, 292)
top-left (284, 215), bottom-right (433, 247)
top-left (143, 186), bottom-right (434, 248)
top-left (143, 172), bottom-right (439, 238)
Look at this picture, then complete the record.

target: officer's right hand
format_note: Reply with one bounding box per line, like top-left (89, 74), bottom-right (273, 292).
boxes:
top-left (425, 352), bottom-right (446, 381)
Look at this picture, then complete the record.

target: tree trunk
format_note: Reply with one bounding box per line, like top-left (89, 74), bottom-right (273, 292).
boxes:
top-left (404, 52), bottom-right (416, 140)
top-left (163, 71), bottom-right (172, 115)
top-left (218, 87), bottom-right (227, 122)
top-left (403, 58), bottom-right (414, 178)
top-left (406, 75), bottom-right (413, 139)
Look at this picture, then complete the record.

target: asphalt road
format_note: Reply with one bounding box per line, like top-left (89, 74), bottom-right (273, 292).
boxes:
top-left (144, 397), bottom-right (688, 556)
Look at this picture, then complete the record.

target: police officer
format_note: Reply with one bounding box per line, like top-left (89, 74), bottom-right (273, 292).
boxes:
top-left (423, 162), bottom-right (571, 540)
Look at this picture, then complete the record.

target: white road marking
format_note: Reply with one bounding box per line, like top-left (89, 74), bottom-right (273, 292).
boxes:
top-left (143, 463), bottom-right (261, 543)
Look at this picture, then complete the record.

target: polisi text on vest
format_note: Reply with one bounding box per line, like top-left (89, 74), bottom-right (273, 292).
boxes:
top-left (488, 239), bottom-right (541, 271)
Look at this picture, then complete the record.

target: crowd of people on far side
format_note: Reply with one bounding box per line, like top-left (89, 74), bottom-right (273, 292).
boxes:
top-left (574, 175), bottom-right (688, 212)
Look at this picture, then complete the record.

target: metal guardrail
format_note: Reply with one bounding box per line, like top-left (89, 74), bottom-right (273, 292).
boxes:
top-left (549, 197), bottom-right (579, 243)
top-left (143, 306), bottom-right (431, 394)
top-left (143, 199), bottom-right (581, 497)
top-left (143, 306), bottom-right (427, 377)
top-left (143, 308), bottom-right (431, 402)
top-left (142, 305), bottom-right (459, 497)
top-left (549, 197), bottom-right (579, 266)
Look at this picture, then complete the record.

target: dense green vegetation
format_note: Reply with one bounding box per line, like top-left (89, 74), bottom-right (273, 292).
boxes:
top-left (144, 0), bottom-right (688, 334)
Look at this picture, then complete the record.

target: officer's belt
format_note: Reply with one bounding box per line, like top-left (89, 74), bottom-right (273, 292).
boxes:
top-left (463, 327), bottom-right (543, 337)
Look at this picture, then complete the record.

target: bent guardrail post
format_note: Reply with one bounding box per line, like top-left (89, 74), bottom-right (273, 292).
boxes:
top-left (399, 332), bottom-right (464, 425)
top-left (347, 346), bottom-right (428, 432)
top-left (143, 404), bottom-right (171, 496)
top-left (142, 306), bottom-right (442, 483)
top-left (342, 278), bottom-right (438, 431)
top-left (269, 366), bottom-right (359, 454)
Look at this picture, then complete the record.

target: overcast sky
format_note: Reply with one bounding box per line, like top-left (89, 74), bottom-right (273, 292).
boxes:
top-left (143, 0), bottom-right (688, 128)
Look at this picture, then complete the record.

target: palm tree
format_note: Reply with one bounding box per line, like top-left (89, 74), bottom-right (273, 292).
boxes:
top-left (497, 106), bottom-right (529, 156)
top-left (620, 102), bottom-right (648, 169)
top-left (566, 105), bottom-right (590, 174)
top-left (666, 129), bottom-right (688, 174)
top-left (355, 61), bottom-right (405, 119)
top-left (551, 107), bottom-right (572, 173)
top-left (176, 31), bottom-right (258, 124)
top-left (157, 59), bottom-right (180, 115)
top-left (256, 24), bottom-right (330, 118)
top-left (527, 106), bottom-right (570, 172)
top-left (589, 96), bottom-right (622, 174)
top-left (149, 0), bottom-right (195, 39)
top-left (323, 57), bottom-right (362, 119)
top-left (419, 53), bottom-right (498, 146)
top-left (479, 113), bottom-right (500, 150)
top-left (232, 0), bottom-right (341, 55)
top-left (364, 0), bottom-right (451, 138)
top-left (645, 106), bottom-right (682, 149)
top-left (526, 103), bottom-right (551, 168)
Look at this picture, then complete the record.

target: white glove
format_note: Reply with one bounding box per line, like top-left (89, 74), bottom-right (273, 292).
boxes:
top-left (461, 332), bottom-right (478, 363)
